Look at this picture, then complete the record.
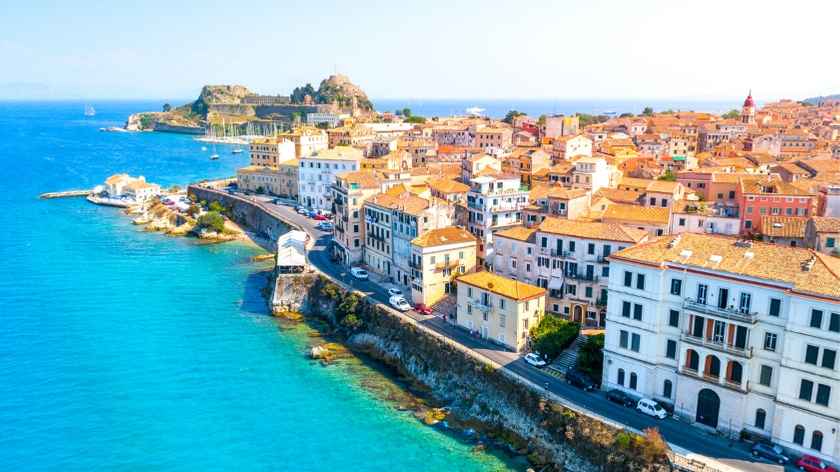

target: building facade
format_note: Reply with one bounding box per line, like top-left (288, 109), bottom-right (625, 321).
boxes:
top-left (298, 147), bottom-right (363, 210)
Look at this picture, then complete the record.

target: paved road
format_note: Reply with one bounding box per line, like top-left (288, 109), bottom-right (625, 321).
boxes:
top-left (229, 191), bottom-right (787, 472)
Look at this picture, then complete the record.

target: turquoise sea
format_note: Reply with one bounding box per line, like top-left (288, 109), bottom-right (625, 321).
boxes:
top-left (0, 101), bottom-right (519, 471)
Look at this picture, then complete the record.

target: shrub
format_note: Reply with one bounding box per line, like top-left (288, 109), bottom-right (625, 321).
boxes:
top-left (576, 334), bottom-right (604, 380)
top-left (208, 201), bottom-right (225, 213)
top-left (529, 315), bottom-right (580, 361)
top-left (196, 211), bottom-right (225, 233)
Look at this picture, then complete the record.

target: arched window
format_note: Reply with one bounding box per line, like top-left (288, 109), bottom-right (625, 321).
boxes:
top-left (629, 372), bottom-right (638, 390)
top-left (811, 431), bottom-right (823, 452)
top-left (663, 380), bottom-right (673, 398)
top-left (727, 361), bottom-right (743, 385)
top-left (793, 425), bottom-right (805, 445)
top-left (754, 409), bottom-right (766, 430)
top-left (705, 355), bottom-right (721, 378)
top-left (685, 349), bottom-right (699, 371)
top-left (617, 368), bottom-right (625, 386)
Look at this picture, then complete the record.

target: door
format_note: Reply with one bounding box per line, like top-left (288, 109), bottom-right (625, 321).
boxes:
top-left (573, 305), bottom-right (583, 322)
top-left (696, 388), bottom-right (720, 429)
top-left (718, 288), bottom-right (729, 309)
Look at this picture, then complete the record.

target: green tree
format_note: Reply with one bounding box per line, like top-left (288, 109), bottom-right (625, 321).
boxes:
top-left (503, 110), bottom-right (525, 124)
top-left (208, 201), bottom-right (225, 213)
top-left (576, 334), bottom-right (604, 381)
top-left (619, 112), bottom-right (635, 118)
top-left (529, 315), bottom-right (580, 361)
top-left (721, 109), bottom-right (741, 119)
top-left (162, 103), bottom-right (172, 112)
top-left (641, 106), bottom-right (654, 116)
top-left (658, 169), bottom-right (676, 181)
top-left (537, 114), bottom-right (547, 126)
top-left (402, 107), bottom-right (412, 118)
top-left (406, 116), bottom-right (426, 124)
top-left (395, 109), bottom-right (403, 116)
top-left (196, 211), bottom-right (225, 233)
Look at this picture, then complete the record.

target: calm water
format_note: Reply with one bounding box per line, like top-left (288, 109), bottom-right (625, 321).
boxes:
top-left (0, 101), bottom-right (517, 471)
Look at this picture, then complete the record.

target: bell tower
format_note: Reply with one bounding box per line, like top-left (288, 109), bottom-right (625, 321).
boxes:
top-left (741, 90), bottom-right (756, 125)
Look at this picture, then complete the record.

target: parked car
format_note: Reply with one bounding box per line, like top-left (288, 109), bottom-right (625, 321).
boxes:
top-left (350, 267), bottom-right (368, 280)
top-left (636, 398), bottom-right (668, 419)
top-left (606, 389), bottom-right (636, 407)
top-left (565, 369), bottom-right (596, 391)
top-left (524, 353), bottom-right (547, 368)
top-left (296, 207), bottom-right (308, 215)
top-left (387, 287), bottom-right (402, 297)
top-left (796, 455), bottom-right (837, 472)
top-left (388, 295), bottom-right (411, 311)
top-left (414, 304), bottom-right (433, 316)
top-left (313, 213), bottom-right (328, 221)
top-left (750, 442), bottom-right (788, 465)
top-left (316, 221), bottom-right (333, 231)
top-left (307, 210), bottom-right (319, 218)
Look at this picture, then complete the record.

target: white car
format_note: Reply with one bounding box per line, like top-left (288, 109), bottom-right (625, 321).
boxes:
top-left (388, 295), bottom-right (412, 311)
top-left (296, 207), bottom-right (308, 215)
top-left (350, 267), bottom-right (368, 280)
top-left (387, 287), bottom-right (402, 297)
top-left (524, 353), bottom-right (547, 368)
top-left (317, 221), bottom-right (333, 231)
top-left (636, 398), bottom-right (667, 419)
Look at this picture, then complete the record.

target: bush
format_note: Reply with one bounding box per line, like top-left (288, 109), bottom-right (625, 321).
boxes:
top-left (529, 315), bottom-right (580, 361)
top-left (196, 211), bottom-right (225, 233)
top-left (208, 201), bottom-right (225, 213)
top-left (576, 334), bottom-right (604, 380)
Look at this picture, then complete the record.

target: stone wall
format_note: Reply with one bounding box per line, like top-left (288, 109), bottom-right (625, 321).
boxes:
top-left (188, 186), bottom-right (292, 241)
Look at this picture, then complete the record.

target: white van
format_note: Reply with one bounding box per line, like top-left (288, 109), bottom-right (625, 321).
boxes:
top-left (636, 398), bottom-right (667, 419)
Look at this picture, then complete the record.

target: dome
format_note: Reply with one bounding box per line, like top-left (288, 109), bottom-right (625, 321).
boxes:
top-left (743, 91), bottom-right (755, 108)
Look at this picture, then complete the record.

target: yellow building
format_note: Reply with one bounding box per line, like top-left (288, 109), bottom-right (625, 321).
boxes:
top-left (409, 227), bottom-right (478, 309)
top-left (236, 159), bottom-right (299, 199)
top-left (455, 271), bottom-right (545, 352)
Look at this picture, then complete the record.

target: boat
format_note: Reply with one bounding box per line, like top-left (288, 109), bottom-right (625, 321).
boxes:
top-left (465, 106), bottom-right (485, 116)
top-left (232, 148), bottom-right (243, 154)
top-left (84, 104), bottom-right (96, 117)
top-left (210, 155), bottom-right (219, 160)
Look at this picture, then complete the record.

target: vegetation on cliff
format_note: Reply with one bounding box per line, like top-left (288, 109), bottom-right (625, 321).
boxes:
top-left (290, 74), bottom-right (374, 111)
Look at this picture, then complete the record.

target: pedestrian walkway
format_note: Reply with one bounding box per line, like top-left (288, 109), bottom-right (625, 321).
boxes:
top-left (551, 333), bottom-right (587, 374)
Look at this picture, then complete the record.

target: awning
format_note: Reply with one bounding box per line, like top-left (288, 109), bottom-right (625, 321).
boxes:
top-left (548, 276), bottom-right (564, 290)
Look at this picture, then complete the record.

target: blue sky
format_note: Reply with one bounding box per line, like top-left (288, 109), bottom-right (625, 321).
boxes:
top-left (2, 0), bottom-right (839, 101)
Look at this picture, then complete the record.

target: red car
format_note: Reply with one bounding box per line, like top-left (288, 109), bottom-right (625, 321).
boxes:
top-left (796, 455), bottom-right (837, 472)
top-left (313, 214), bottom-right (328, 221)
top-left (414, 304), bottom-right (433, 316)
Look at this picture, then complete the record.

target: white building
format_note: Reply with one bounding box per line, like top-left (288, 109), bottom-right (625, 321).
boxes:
top-left (603, 233), bottom-right (840, 464)
top-left (298, 146), bottom-right (363, 210)
top-left (249, 137), bottom-right (295, 167)
top-left (669, 201), bottom-right (740, 236)
top-left (465, 174), bottom-right (529, 267)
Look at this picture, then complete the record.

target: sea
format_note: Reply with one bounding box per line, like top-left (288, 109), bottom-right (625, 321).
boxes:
top-left (0, 101), bottom-right (522, 471)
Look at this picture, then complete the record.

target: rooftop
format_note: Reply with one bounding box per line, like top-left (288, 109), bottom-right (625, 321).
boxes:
top-left (537, 217), bottom-right (648, 243)
top-left (761, 215), bottom-right (807, 239)
top-left (601, 203), bottom-right (670, 225)
top-left (412, 227), bottom-right (477, 248)
top-left (457, 271), bottom-right (545, 302)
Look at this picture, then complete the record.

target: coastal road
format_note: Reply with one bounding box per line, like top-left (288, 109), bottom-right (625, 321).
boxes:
top-left (232, 191), bottom-right (786, 472)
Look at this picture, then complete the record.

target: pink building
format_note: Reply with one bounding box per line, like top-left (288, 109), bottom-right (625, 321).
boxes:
top-left (737, 176), bottom-right (817, 235)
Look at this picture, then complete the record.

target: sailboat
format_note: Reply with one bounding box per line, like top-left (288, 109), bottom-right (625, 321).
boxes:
top-left (210, 144), bottom-right (219, 160)
top-left (84, 104), bottom-right (96, 117)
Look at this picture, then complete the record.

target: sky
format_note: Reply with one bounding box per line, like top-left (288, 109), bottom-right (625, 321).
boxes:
top-left (2, 0), bottom-right (839, 101)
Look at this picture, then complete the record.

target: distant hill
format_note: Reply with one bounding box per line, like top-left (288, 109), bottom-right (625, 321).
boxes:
top-left (290, 74), bottom-right (374, 111)
top-left (802, 94), bottom-right (840, 105)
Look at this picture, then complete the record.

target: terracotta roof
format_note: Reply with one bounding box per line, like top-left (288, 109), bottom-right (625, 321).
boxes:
top-left (610, 233), bottom-right (840, 299)
top-left (427, 178), bottom-right (469, 194)
top-left (761, 216), bottom-right (807, 238)
top-left (537, 216), bottom-right (648, 243)
top-left (456, 271), bottom-right (545, 302)
top-left (601, 203), bottom-right (670, 225)
top-left (336, 170), bottom-right (382, 188)
top-left (494, 226), bottom-right (537, 243)
top-left (595, 188), bottom-right (642, 204)
top-left (740, 176), bottom-right (815, 196)
top-left (546, 187), bottom-right (589, 200)
top-left (366, 191), bottom-right (431, 216)
top-left (810, 217), bottom-right (840, 233)
top-left (412, 227), bottom-right (477, 248)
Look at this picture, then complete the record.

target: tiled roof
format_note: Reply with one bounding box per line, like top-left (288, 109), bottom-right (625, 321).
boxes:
top-left (412, 227), bottom-right (477, 248)
top-left (336, 170), bottom-right (382, 188)
top-left (456, 271), bottom-right (545, 301)
top-left (761, 216), bottom-right (807, 238)
top-left (546, 187), bottom-right (589, 199)
top-left (810, 216), bottom-right (840, 233)
top-left (610, 233), bottom-right (840, 299)
top-left (537, 216), bottom-right (648, 243)
top-left (494, 226), bottom-right (537, 243)
top-left (366, 191), bottom-right (431, 216)
top-left (595, 188), bottom-right (642, 204)
top-left (601, 203), bottom-right (670, 225)
top-left (740, 176), bottom-right (815, 196)
top-left (428, 178), bottom-right (469, 194)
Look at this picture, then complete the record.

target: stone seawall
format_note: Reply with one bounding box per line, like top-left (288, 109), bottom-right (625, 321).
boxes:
top-left (188, 186), bottom-right (292, 242)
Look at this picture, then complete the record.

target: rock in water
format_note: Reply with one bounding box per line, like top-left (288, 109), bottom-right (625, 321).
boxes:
top-left (310, 345), bottom-right (328, 359)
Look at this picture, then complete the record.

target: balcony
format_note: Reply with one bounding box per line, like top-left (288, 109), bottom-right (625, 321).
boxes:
top-left (435, 260), bottom-right (460, 271)
top-left (409, 261), bottom-right (422, 270)
top-left (537, 247), bottom-right (572, 258)
top-left (566, 272), bottom-right (599, 283)
top-left (595, 295), bottom-right (608, 307)
top-left (680, 333), bottom-right (753, 358)
top-left (679, 367), bottom-right (747, 392)
top-left (683, 298), bottom-right (758, 324)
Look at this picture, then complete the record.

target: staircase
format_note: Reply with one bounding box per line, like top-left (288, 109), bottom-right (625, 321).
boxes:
top-left (551, 333), bottom-right (587, 374)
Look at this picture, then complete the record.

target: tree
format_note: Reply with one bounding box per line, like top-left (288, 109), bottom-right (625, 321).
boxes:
top-left (196, 211), bottom-right (225, 234)
top-left (641, 106), bottom-right (654, 116)
top-left (208, 201), bottom-right (225, 213)
top-left (406, 116), bottom-right (426, 124)
top-left (402, 108), bottom-right (412, 118)
top-left (503, 110), bottom-right (525, 124)
top-left (529, 315), bottom-right (580, 361)
top-left (576, 334), bottom-right (604, 381)
top-left (537, 114), bottom-right (547, 126)
top-left (395, 109), bottom-right (403, 116)
top-left (576, 113), bottom-right (610, 128)
top-left (162, 103), bottom-right (172, 112)
top-left (619, 112), bottom-right (635, 118)
top-left (658, 169), bottom-right (676, 181)
top-left (721, 109), bottom-right (741, 119)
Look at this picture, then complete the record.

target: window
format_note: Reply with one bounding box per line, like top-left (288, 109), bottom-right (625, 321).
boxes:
top-left (622, 301), bottom-right (631, 318)
top-left (816, 384), bottom-right (831, 406)
top-left (629, 372), bottom-right (637, 390)
top-left (805, 345), bottom-right (820, 365)
top-left (631, 333), bottom-right (641, 352)
top-left (666, 340), bottom-right (677, 359)
top-left (739, 293), bottom-right (752, 314)
top-left (697, 284), bottom-right (708, 304)
top-left (669, 309), bottom-right (679, 328)
top-left (633, 304), bottom-right (643, 321)
top-left (670, 279), bottom-right (682, 295)
top-left (569, 241), bottom-right (575, 252)
top-left (755, 409), bottom-right (766, 429)
top-left (799, 379), bottom-right (814, 401)
top-left (811, 309), bottom-right (823, 329)
top-left (623, 271), bottom-right (632, 287)
top-left (663, 380), bottom-right (672, 398)
top-left (499, 314), bottom-right (506, 327)
top-left (759, 365), bottom-right (772, 386)
top-left (827, 238), bottom-right (836, 248)
top-left (830, 313), bottom-right (840, 333)
top-left (769, 298), bottom-right (781, 317)
top-left (811, 431), bottom-right (823, 452)
top-left (763, 332), bottom-right (777, 352)
top-left (619, 330), bottom-right (628, 349)
top-left (587, 243), bottom-right (595, 255)
top-left (617, 368), bottom-right (625, 386)
top-left (825, 349), bottom-right (838, 369)
top-left (585, 286), bottom-right (592, 298)
top-left (636, 274), bottom-right (645, 290)
top-left (793, 425), bottom-right (805, 446)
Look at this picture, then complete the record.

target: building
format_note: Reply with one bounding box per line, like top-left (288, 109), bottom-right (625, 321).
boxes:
top-left (278, 126), bottom-right (329, 158)
top-left (465, 174), bottom-right (529, 266)
top-left (298, 147), bottom-right (364, 210)
top-left (102, 174), bottom-right (160, 201)
top-left (306, 112), bottom-right (345, 128)
top-left (542, 115), bottom-right (579, 138)
top-left (236, 161), bottom-right (299, 199)
top-left (761, 216), bottom-right (807, 247)
top-left (249, 137), bottom-right (296, 167)
top-left (553, 135), bottom-right (592, 160)
top-left (805, 217), bottom-right (840, 255)
top-left (409, 227), bottom-right (478, 311)
top-left (570, 156), bottom-right (611, 193)
top-left (492, 218), bottom-right (647, 327)
top-left (604, 233), bottom-right (840, 464)
top-left (331, 170), bottom-right (383, 265)
top-left (741, 91), bottom-right (756, 125)
top-left (474, 126), bottom-right (513, 153)
top-left (455, 271), bottom-right (546, 352)
top-left (669, 201), bottom-right (740, 236)
top-left (601, 203), bottom-right (671, 237)
top-left (737, 177), bottom-right (817, 235)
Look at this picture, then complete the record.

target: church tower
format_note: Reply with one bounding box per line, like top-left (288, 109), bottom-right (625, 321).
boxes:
top-left (741, 90), bottom-right (756, 125)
